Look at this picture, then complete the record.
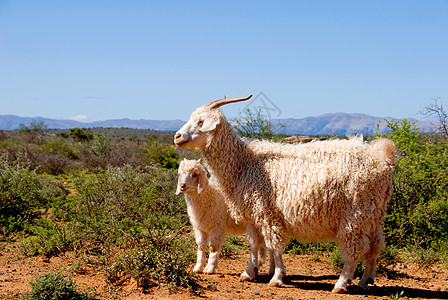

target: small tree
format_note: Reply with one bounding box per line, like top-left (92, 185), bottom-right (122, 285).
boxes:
top-left (69, 128), bottom-right (93, 142)
top-left (233, 108), bottom-right (284, 140)
top-left (91, 133), bottom-right (111, 156)
top-left (19, 120), bottom-right (47, 134)
top-left (19, 120), bottom-right (47, 144)
top-left (421, 97), bottom-right (448, 139)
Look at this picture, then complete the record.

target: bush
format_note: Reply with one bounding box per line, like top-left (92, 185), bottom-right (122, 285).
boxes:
top-left (377, 119), bottom-right (448, 249)
top-left (63, 165), bottom-right (186, 250)
top-left (79, 141), bottom-right (147, 170)
top-left (105, 238), bottom-right (200, 294)
top-left (43, 137), bottom-right (79, 160)
top-left (0, 156), bottom-right (67, 237)
top-left (20, 218), bottom-right (78, 257)
top-left (69, 128), bottom-right (93, 142)
top-left (21, 271), bottom-right (92, 300)
top-left (141, 141), bottom-right (179, 169)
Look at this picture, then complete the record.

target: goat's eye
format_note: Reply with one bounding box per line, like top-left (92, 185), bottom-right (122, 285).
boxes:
top-left (197, 120), bottom-right (204, 127)
top-left (192, 173), bottom-right (198, 178)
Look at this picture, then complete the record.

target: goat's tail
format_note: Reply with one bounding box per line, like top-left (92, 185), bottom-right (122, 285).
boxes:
top-left (369, 138), bottom-right (397, 166)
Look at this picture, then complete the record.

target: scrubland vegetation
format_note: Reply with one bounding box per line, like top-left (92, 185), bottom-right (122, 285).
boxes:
top-left (1, 113), bottom-right (448, 298)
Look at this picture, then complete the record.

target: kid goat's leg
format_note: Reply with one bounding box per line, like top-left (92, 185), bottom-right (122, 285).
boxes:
top-left (193, 228), bottom-right (208, 273)
top-left (203, 229), bottom-right (225, 274)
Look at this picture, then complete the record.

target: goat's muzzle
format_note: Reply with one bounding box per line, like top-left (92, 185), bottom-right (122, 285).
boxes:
top-left (174, 132), bottom-right (187, 147)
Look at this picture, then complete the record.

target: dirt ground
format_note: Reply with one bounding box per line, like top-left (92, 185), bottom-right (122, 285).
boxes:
top-left (1, 243), bottom-right (447, 300)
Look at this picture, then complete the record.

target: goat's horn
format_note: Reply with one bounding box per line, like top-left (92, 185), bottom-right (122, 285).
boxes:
top-left (206, 95), bottom-right (252, 109)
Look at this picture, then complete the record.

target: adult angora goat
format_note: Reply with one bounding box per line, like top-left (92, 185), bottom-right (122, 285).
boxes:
top-left (174, 95), bottom-right (396, 293)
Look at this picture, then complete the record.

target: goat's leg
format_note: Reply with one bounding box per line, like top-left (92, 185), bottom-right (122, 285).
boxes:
top-left (193, 229), bottom-right (208, 273)
top-left (332, 258), bottom-right (358, 293)
top-left (358, 256), bottom-right (377, 290)
top-left (239, 243), bottom-right (259, 281)
top-left (268, 250), bottom-right (275, 276)
top-left (258, 243), bottom-right (267, 268)
top-left (203, 229), bottom-right (225, 274)
top-left (240, 225), bottom-right (262, 281)
top-left (358, 232), bottom-right (383, 290)
top-left (268, 248), bottom-right (286, 287)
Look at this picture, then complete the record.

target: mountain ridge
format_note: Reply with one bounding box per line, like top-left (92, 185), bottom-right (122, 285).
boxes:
top-left (0, 113), bottom-right (435, 135)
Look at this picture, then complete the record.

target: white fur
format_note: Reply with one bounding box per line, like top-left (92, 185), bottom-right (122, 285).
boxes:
top-left (174, 96), bottom-right (396, 292)
top-left (176, 159), bottom-right (267, 280)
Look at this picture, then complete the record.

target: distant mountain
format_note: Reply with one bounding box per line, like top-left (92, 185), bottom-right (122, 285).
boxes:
top-left (274, 113), bottom-right (435, 135)
top-left (0, 113), bottom-right (436, 135)
top-left (0, 115), bottom-right (185, 132)
top-left (0, 115), bottom-right (85, 131)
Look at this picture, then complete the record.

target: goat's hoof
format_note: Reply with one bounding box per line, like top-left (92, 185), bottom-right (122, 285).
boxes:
top-left (332, 287), bottom-right (347, 294)
top-left (268, 279), bottom-right (283, 287)
top-left (203, 266), bottom-right (216, 274)
top-left (239, 272), bottom-right (253, 282)
top-left (357, 284), bottom-right (371, 292)
top-left (358, 277), bottom-right (374, 290)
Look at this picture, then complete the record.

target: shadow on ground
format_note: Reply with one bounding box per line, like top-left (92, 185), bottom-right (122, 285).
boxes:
top-left (252, 273), bottom-right (448, 299)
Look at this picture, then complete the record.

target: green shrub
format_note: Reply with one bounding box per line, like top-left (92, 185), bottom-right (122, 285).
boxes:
top-left (65, 165), bottom-right (186, 249)
top-left (377, 119), bottom-right (448, 249)
top-left (70, 128), bottom-right (93, 142)
top-left (408, 247), bottom-right (441, 269)
top-left (142, 141), bottom-right (179, 169)
top-left (20, 271), bottom-right (92, 300)
top-left (42, 138), bottom-right (79, 160)
top-left (0, 156), bottom-right (67, 236)
top-left (20, 218), bottom-right (78, 257)
top-left (105, 237), bottom-right (200, 294)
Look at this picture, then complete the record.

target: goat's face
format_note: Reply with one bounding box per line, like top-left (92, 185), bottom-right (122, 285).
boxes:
top-left (176, 159), bottom-right (209, 195)
top-left (174, 95), bottom-right (253, 149)
top-left (174, 106), bottom-right (221, 150)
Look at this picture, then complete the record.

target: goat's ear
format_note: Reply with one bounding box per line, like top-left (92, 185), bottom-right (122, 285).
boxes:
top-left (197, 173), bottom-right (209, 194)
top-left (175, 183), bottom-right (181, 195)
top-left (199, 116), bottom-right (219, 132)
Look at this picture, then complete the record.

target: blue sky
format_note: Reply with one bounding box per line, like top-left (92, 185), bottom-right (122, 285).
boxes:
top-left (0, 0), bottom-right (447, 122)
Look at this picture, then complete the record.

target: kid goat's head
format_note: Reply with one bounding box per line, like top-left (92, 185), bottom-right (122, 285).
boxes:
top-left (174, 95), bottom-right (252, 149)
top-left (176, 159), bottom-right (209, 195)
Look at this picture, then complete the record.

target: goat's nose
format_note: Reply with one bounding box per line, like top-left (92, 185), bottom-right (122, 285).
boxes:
top-left (175, 133), bottom-right (182, 140)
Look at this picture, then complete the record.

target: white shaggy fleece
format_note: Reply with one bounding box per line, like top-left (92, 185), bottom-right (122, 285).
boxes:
top-left (174, 97), bottom-right (396, 293)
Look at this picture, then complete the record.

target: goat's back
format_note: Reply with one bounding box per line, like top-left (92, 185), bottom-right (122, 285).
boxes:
top-left (243, 137), bottom-right (395, 242)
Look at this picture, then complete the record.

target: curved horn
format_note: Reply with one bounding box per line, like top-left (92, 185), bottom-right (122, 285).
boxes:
top-left (206, 95), bottom-right (253, 110)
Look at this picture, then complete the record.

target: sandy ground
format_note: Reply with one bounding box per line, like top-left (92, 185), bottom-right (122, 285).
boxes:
top-left (1, 243), bottom-right (447, 300)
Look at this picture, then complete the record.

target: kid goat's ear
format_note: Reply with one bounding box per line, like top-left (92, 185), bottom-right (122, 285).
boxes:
top-left (175, 181), bottom-right (182, 195)
top-left (197, 172), bottom-right (209, 194)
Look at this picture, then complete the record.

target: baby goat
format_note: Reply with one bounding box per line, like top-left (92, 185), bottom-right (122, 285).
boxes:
top-left (176, 159), bottom-right (267, 280)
